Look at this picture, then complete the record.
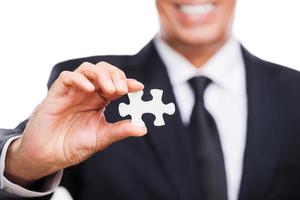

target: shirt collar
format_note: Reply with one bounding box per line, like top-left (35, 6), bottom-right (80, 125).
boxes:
top-left (154, 35), bottom-right (245, 95)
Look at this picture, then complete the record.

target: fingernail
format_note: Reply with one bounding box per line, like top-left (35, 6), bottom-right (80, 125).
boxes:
top-left (136, 125), bottom-right (147, 135)
top-left (134, 81), bottom-right (144, 88)
top-left (142, 126), bottom-right (148, 134)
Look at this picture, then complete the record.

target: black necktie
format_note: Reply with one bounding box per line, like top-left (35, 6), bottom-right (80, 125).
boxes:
top-left (188, 76), bottom-right (227, 200)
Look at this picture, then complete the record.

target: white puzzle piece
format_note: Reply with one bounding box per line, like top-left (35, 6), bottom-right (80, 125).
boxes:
top-left (118, 89), bottom-right (176, 127)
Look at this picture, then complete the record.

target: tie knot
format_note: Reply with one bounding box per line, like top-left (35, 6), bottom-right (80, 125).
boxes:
top-left (188, 76), bottom-right (211, 100)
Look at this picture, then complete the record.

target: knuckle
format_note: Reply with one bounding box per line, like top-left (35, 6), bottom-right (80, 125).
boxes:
top-left (119, 71), bottom-right (126, 79)
top-left (96, 61), bottom-right (109, 67)
top-left (95, 61), bottom-right (126, 80)
top-left (81, 61), bottom-right (92, 67)
top-left (95, 62), bottom-right (111, 74)
top-left (59, 71), bottom-right (71, 79)
top-left (78, 62), bottom-right (93, 71)
top-left (97, 61), bottom-right (120, 71)
top-left (112, 69), bottom-right (126, 79)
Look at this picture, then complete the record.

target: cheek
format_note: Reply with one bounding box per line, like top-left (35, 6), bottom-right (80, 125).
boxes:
top-left (196, 0), bottom-right (235, 38)
top-left (157, 3), bottom-right (177, 33)
top-left (220, 0), bottom-right (236, 23)
top-left (156, 1), bottom-right (173, 21)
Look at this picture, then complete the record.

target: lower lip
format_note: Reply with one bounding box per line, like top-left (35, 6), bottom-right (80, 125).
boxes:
top-left (175, 5), bottom-right (216, 26)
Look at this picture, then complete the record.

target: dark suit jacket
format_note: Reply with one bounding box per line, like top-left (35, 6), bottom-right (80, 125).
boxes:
top-left (1, 40), bottom-right (300, 200)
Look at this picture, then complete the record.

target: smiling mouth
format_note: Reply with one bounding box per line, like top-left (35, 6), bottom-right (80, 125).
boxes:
top-left (177, 2), bottom-right (215, 16)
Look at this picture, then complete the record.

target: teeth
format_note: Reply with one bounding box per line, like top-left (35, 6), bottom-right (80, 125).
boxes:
top-left (179, 3), bottom-right (215, 16)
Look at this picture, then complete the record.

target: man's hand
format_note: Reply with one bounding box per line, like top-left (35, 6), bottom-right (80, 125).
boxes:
top-left (4, 61), bottom-right (147, 187)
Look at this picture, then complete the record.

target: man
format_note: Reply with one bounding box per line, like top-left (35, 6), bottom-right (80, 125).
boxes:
top-left (1, 0), bottom-right (300, 199)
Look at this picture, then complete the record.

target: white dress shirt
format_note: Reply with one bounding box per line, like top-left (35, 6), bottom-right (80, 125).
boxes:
top-left (0, 136), bottom-right (62, 197)
top-left (154, 35), bottom-right (248, 200)
top-left (0, 35), bottom-right (248, 200)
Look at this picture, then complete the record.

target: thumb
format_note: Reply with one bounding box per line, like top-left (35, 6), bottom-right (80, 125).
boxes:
top-left (97, 120), bottom-right (147, 150)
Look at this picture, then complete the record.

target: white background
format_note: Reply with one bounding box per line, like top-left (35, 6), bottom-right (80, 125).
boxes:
top-left (0, 0), bottom-right (299, 199)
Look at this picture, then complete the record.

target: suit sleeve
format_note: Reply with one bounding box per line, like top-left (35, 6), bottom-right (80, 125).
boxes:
top-left (0, 60), bottom-right (89, 199)
top-left (0, 63), bottom-right (76, 199)
top-left (0, 119), bottom-right (65, 199)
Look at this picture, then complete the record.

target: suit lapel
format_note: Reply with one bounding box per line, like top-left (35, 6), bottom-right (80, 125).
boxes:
top-left (238, 48), bottom-right (289, 200)
top-left (127, 41), bottom-right (202, 199)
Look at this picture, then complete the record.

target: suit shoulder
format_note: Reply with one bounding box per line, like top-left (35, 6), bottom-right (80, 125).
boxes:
top-left (245, 47), bottom-right (300, 85)
top-left (243, 47), bottom-right (300, 82)
top-left (47, 55), bottom-right (132, 88)
top-left (261, 61), bottom-right (300, 121)
top-left (256, 57), bottom-right (300, 101)
top-left (262, 59), bottom-right (300, 84)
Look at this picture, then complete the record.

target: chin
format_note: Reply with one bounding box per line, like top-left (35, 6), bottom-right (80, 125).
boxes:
top-left (175, 26), bottom-right (229, 49)
top-left (156, 0), bottom-right (235, 50)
